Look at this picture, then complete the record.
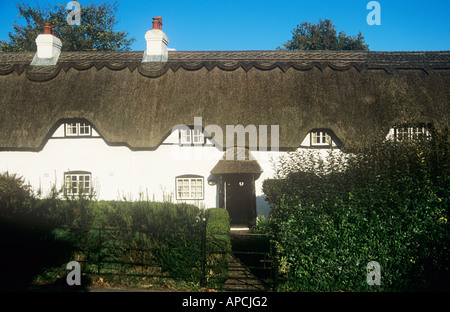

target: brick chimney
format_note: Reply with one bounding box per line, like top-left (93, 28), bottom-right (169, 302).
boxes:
top-left (31, 23), bottom-right (62, 66)
top-left (142, 17), bottom-right (169, 62)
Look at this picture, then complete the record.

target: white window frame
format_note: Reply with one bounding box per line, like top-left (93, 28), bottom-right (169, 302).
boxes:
top-left (64, 171), bottom-right (92, 196)
top-left (65, 122), bottom-right (91, 137)
top-left (192, 128), bottom-right (204, 144)
top-left (180, 128), bottom-right (204, 145)
top-left (311, 131), bottom-right (332, 146)
top-left (176, 175), bottom-right (204, 200)
top-left (394, 126), bottom-right (431, 142)
top-left (180, 128), bottom-right (192, 144)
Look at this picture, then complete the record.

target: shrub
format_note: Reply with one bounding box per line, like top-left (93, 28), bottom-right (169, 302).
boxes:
top-left (0, 172), bottom-right (75, 290)
top-left (0, 173), bottom-right (231, 289)
top-left (74, 200), bottom-right (206, 283)
top-left (205, 208), bottom-right (231, 288)
top-left (260, 130), bottom-right (449, 291)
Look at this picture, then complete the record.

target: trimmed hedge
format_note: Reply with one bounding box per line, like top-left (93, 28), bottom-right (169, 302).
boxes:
top-left (205, 208), bottom-right (231, 289)
top-left (0, 174), bottom-right (232, 289)
top-left (260, 132), bottom-right (449, 291)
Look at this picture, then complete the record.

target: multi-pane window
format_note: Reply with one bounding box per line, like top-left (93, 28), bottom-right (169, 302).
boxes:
top-left (64, 171), bottom-right (91, 196)
top-left (65, 122), bottom-right (91, 137)
top-left (79, 123), bottom-right (91, 135)
top-left (311, 131), bottom-right (332, 146)
top-left (180, 129), bottom-right (191, 144)
top-left (66, 123), bottom-right (78, 136)
top-left (180, 128), bottom-right (204, 145)
top-left (176, 176), bottom-right (204, 200)
top-left (394, 126), bottom-right (431, 141)
top-left (192, 128), bottom-right (204, 144)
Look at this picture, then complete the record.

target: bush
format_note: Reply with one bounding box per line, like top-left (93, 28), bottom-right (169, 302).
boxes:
top-left (259, 131), bottom-right (449, 291)
top-left (65, 200), bottom-right (207, 284)
top-left (0, 172), bottom-right (75, 290)
top-left (59, 202), bottom-right (231, 288)
top-left (205, 208), bottom-right (231, 288)
top-left (0, 175), bottom-right (231, 289)
top-left (93, 200), bottom-right (204, 232)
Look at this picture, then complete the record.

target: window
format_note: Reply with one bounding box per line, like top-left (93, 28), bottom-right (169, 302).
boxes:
top-left (176, 175), bottom-right (204, 200)
top-left (65, 122), bottom-right (91, 137)
top-left (180, 127), bottom-right (204, 145)
top-left (193, 128), bottom-right (204, 144)
top-left (393, 125), bottom-right (431, 141)
top-left (311, 131), bottom-right (332, 146)
top-left (64, 171), bottom-right (92, 196)
top-left (79, 122), bottom-right (91, 135)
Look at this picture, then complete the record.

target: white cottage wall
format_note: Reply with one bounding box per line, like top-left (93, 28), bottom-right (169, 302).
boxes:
top-left (0, 123), bottom-right (344, 219)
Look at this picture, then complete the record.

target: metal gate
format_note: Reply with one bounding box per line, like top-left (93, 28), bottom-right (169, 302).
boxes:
top-left (207, 231), bottom-right (277, 292)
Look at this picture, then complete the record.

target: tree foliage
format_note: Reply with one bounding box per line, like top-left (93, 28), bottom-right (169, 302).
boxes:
top-left (279, 18), bottom-right (369, 51)
top-left (0, 1), bottom-right (135, 52)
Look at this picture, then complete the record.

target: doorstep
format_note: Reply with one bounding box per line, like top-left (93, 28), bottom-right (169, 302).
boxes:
top-left (230, 227), bottom-right (250, 233)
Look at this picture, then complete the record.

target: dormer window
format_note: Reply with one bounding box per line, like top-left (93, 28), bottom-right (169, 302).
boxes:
top-left (311, 131), bottom-right (332, 146)
top-left (388, 124), bottom-right (432, 142)
top-left (180, 127), bottom-right (204, 145)
top-left (65, 122), bottom-right (91, 137)
top-left (395, 126), bottom-right (431, 141)
top-left (299, 129), bottom-right (340, 148)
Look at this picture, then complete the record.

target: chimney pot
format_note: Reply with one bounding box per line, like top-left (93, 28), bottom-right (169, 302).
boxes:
top-left (43, 23), bottom-right (52, 35)
top-left (152, 17), bottom-right (163, 30)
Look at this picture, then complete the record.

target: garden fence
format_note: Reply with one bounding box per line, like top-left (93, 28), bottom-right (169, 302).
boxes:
top-left (51, 224), bottom-right (278, 291)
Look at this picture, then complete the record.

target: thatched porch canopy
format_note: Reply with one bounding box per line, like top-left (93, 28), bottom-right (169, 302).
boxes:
top-left (211, 147), bottom-right (263, 175)
top-left (0, 50), bottom-right (449, 151)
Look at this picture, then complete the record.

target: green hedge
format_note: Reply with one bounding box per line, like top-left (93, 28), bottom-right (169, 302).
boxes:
top-left (259, 132), bottom-right (449, 291)
top-left (205, 208), bottom-right (231, 289)
top-left (0, 175), bottom-right (231, 289)
top-left (93, 200), bottom-right (203, 232)
top-left (0, 173), bottom-right (75, 289)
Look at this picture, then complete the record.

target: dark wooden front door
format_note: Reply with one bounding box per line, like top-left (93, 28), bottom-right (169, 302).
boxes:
top-left (224, 174), bottom-right (255, 226)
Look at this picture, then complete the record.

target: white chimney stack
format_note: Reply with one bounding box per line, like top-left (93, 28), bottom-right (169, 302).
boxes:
top-left (31, 23), bottom-right (62, 66)
top-left (142, 17), bottom-right (169, 62)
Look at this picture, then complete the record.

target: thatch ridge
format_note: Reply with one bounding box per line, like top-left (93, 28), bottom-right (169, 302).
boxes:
top-left (1, 50), bottom-right (449, 82)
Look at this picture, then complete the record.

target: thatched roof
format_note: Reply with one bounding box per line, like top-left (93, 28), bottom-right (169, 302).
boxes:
top-left (0, 50), bottom-right (449, 151)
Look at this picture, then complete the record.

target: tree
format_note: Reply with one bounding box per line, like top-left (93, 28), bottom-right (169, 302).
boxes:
top-left (278, 18), bottom-right (369, 51)
top-left (0, 1), bottom-right (136, 52)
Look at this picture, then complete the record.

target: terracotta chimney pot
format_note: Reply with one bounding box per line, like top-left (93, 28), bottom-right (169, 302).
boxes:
top-left (43, 23), bottom-right (52, 35)
top-left (152, 17), bottom-right (163, 30)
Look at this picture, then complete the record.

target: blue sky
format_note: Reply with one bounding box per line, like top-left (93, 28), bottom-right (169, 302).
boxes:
top-left (1, 0), bottom-right (449, 51)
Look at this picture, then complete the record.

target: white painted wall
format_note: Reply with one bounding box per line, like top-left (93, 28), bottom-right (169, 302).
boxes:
top-left (0, 123), bottom-right (343, 218)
